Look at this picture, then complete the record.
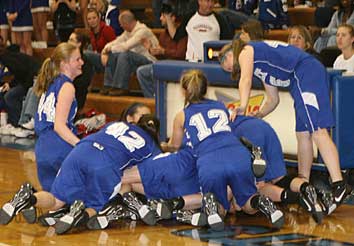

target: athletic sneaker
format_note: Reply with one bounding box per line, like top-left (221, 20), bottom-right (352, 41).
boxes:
top-left (239, 137), bottom-right (266, 178)
top-left (54, 200), bottom-right (86, 235)
top-left (332, 182), bottom-right (352, 206)
top-left (156, 197), bottom-right (184, 220)
top-left (122, 192), bottom-right (156, 226)
top-left (87, 195), bottom-right (137, 230)
top-left (176, 209), bottom-right (207, 226)
top-left (0, 182), bottom-right (34, 225)
top-left (202, 192), bottom-right (224, 231)
top-left (299, 184), bottom-right (323, 224)
top-left (318, 190), bottom-right (337, 216)
top-left (256, 195), bottom-right (284, 229)
top-left (38, 206), bottom-right (70, 226)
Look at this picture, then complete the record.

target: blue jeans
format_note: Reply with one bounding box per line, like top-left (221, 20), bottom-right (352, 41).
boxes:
top-left (137, 64), bottom-right (154, 98)
top-left (18, 87), bottom-right (39, 125)
top-left (0, 84), bottom-right (27, 126)
top-left (84, 50), bottom-right (105, 73)
top-left (104, 51), bottom-right (152, 90)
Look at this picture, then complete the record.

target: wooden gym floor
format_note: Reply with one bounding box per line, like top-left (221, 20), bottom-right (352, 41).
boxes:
top-left (0, 146), bottom-right (354, 245)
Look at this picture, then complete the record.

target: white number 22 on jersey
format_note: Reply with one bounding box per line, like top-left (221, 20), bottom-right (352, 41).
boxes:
top-left (105, 122), bottom-right (145, 152)
top-left (189, 109), bottom-right (231, 141)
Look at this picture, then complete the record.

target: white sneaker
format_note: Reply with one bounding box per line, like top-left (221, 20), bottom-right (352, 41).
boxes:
top-left (14, 128), bottom-right (34, 138)
top-left (21, 118), bottom-right (34, 130)
top-left (0, 124), bottom-right (16, 135)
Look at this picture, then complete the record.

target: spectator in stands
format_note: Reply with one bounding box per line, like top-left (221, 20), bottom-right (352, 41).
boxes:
top-left (220, 0), bottom-right (257, 31)
top-left (105, 0), bottom-right (123, 36)
top-left (333, 24), bottom-right (354, 72)
top-left (314, 0), bottom-right (354, 52)
top-left (288, 25), bottom-right (322, 62)
top-left (173, 0), bottom-right (233, 62)
top-left (137, 3), bottom-right (188, 98)
top-left (258, 0), bottom-right (289, 30)
top-left (0, 0), bottom-right (10, 46)
top-left (31, 0), bottom-right (50, 46)
top-left (101, 10), bottom-right (159, 96)
top-left (0, 44), bottom-right (40, 135)
top-left (85, 8), bottom-right (116, 73)
top-left (7, 0), bottom-right (33, 55)
top-left (87, 8), bottom-right (116, 53)
top-left (51, 0), bottom-right (77, 42)
top-left (68, 29), bottom-right (95, 113)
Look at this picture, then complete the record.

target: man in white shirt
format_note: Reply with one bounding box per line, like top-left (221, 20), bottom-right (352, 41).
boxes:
top-left (101, 10), bottom-right (159, 96)
top-left (173, 0), bottom-right (233, 62)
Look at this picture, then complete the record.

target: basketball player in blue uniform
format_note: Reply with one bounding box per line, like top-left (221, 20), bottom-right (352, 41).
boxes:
top-left (162, 69), bottom-right (284, 230)
top-left (0, 115), bottom-right (161, 235)
top-left (34, 43), bottom-right (82, 192)
top-left (232, 115), bottom-right (324, 222)
top-left (220, 40), bottom-right (352, 216)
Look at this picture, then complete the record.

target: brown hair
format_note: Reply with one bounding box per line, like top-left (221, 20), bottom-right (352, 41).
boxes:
top-left (288, 25), bottom-right (313, 51)
top-left (231, 39), bottom-right (248, 80)
top-left (119, 10), bottom-right (136, 24)
top-left (73, 28), bottom-right (91, 51)
top-left (180, 69), bottom-right (208, 106)
top-left (241, 20), bottom-right (264, 41)
top-left (34, 42), bottom-right (78, 96)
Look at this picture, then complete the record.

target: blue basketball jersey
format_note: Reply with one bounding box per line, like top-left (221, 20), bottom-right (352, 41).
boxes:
top-left (81, 121), bottom-right (160, 170)
top-left (184, 99), bottom-right (238, 155)
top-left (248, 41), bottom-right (311, 89)
top-left (35, 73), bottom-right (77, 135)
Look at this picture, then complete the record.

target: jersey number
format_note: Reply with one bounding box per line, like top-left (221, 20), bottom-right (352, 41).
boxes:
top-left (189, 109), bottom-right (231, 141)
top-left (37, 93), bottom-right (56, 122)
top-left (105, 122), bottom-right (145, 152)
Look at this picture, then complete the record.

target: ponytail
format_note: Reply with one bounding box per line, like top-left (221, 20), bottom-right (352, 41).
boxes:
top-left (231, 39), bottom-right (247, 81)
top-left (180, 69), bottom-right (207, 106)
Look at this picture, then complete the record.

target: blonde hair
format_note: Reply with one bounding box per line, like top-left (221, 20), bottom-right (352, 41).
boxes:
top-left (180, 69), bottom-right (208, 106)
top-left (338, 24), bottom-right (354, 48)
top-left (288, 25), bottom-right (313, 51)
top-left (34, 42), bottom-right (78, 96)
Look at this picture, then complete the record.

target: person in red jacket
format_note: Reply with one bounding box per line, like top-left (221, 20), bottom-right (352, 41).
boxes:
top-left (85, 8), bottom-right (116, 73)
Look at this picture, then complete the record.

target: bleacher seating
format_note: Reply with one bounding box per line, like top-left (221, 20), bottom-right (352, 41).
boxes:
top-left (288, 7), bottom-right (316, 26)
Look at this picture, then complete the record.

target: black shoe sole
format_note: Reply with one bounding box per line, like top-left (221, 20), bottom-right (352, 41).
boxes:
top-left (157, 202), bottom-right (172, 220)
top-left (87, 215), bottom-right (109, 230)
top-left (22, 207), bottom-right (37, 224)
top-left (252, 159), bottom-right (267, 178)
top-left (0, 207), bottom-right (14, 225)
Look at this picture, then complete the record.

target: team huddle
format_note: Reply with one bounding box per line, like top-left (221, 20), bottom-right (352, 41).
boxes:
top-left (0, 40), bottom-right (352, 234)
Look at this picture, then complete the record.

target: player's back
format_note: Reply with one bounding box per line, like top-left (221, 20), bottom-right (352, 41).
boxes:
top-left (82, 121), bottom-right (159, 169)
top-left (183, 99), bottom-right (238, 155)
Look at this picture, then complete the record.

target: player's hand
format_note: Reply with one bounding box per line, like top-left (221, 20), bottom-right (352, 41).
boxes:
top-left (249, 109), bottom-right (263, 118)
top-left (229, 106), bottom-right (245, 122)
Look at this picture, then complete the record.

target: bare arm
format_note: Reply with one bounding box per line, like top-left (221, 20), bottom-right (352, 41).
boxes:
top-left (166, 111), bottom-right (185, 151)
top-left (256, 82), bottom-right (279, 118)
top-left (237, 45), bottom-right (254, 115)
top-left (54, 82), bottom-right (80, 146)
